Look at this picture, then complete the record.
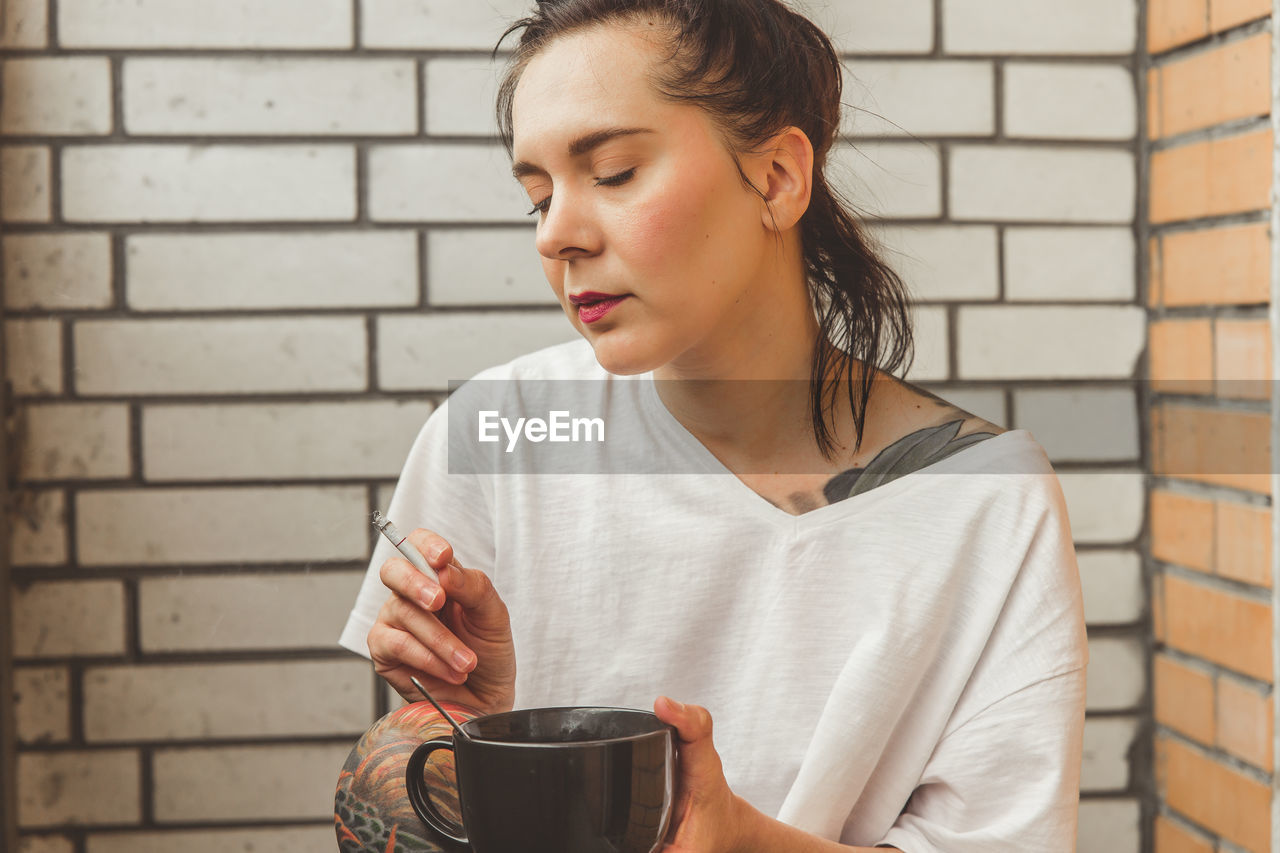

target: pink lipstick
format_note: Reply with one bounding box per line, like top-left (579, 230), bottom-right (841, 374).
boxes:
top-left (570, 291), bottom-right (629, 324)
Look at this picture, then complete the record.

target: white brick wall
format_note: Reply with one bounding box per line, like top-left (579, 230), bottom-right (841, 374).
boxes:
top-left (58, 0), bottom-right (354, 48)
top-left (123, 59), bottom-right (417, 136)
top-left (2, 1), bottom-right (1146, 848)
top-left (63, 145), bottom-right (357, 223)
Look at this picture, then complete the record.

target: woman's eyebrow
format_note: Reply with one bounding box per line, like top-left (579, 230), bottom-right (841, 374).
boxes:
top-left (511, 126), bottom-right (655, 179)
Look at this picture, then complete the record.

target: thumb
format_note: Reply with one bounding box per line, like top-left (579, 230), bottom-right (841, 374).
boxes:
top-left (655, 697), bottom-right (722, 784)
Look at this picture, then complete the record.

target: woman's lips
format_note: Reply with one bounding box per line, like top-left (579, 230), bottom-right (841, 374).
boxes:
top-left (576, 294), bottom-right (629, 324)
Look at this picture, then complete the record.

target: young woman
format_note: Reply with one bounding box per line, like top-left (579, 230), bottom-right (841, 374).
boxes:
top-left (337, 2), bottom-right (1088, 850)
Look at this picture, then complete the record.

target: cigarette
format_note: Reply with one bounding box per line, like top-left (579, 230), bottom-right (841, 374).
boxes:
top-left (371, 511), bottom-right (441, 585)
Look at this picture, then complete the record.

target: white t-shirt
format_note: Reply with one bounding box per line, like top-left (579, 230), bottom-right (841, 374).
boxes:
top-left (340, 339), bottom-right (1089, 852)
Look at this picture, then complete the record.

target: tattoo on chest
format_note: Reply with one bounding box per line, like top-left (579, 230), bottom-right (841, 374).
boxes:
top-left (822, 419), bottom-right (998, 505)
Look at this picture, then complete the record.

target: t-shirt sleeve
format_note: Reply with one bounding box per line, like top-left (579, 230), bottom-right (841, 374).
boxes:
top-left (337, 397), bottom-right (495, 659)
top-left (875, 666), bottom-right (1087, 853)
top-left (874, 469), bottom-right (1089, 852)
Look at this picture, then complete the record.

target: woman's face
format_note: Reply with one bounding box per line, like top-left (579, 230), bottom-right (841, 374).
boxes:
top-left (510, 22), bottom-right (778, 377)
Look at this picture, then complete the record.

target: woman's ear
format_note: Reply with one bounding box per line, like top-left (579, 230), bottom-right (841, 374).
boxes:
top-left (755, 126), bottom-right (814, 232)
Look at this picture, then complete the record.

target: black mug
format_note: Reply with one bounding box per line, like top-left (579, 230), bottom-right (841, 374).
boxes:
top-left (406, 706), bottom-right (676, 853)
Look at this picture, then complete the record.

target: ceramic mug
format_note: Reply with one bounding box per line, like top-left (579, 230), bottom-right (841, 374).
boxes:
top-left (406, 706), bottom-right (676, 853)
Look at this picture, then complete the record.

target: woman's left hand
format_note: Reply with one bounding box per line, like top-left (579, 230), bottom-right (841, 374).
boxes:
top-left (653, 696), bottom-right (757, 853)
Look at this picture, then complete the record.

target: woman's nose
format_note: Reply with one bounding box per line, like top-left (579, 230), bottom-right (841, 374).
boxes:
top-left (534, 192), bottom-right (599, 261)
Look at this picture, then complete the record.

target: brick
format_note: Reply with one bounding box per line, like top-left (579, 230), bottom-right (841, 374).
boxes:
top-left (1210, 0), bottom-right (1272, 31)
top-left (1151, 404), bottom-right (1271, 494)
top-left (841, 61), bottom-right (993, 137)
top-left (1081, 716), bottom-right (1140, 791)
top-left (362, 0), bottom-right (529, 49)
top-left (1077, 549), bottom-right (1143, 625)
top-left (1217, 676), bottom-right (1272, 770)
top-left (1, 145), bottom-right (51, 222)
top-left (1148, 319), bottom-right (1213, 395)
top-left (1150, 489), bottom-right (1215, 572)
top-left (18, 836), bottom-right (74, 853)
top-left (1156, 735), bottom-right (1270, 851)
top-left (829, 141), bottom-right (941, 219)
top-left (76, 487), bottom-right (368, 565)
top-left (377, 311), bottom-right (577, 390)
top-left (951, 146), bottom-right (1135, 223)
top-left (1086, 635), bottom-right (1145, 711)
top-left (5, 318), bottom-right (62, 395)
top-left (1150, 129), bottom-right (1273, 224)
top-left (1150, 0), bottom-right (1210, 53)
top-left (1148, 68), bottom-right (1162, 144)
top-left (1154, 654), bottom-right (1216, 743)
top-left (957, 305), bottom-right (1144, 379)
top-left (86, 827), bottom-right (338, 853)
top-left (871, 225), bottom-right (999, 302)
top-left (1004, 63), bottom-right (1136, 140)
top-left (18, 403), bottom-right (131, 481)
top-left (425, 57), bottom-right (502, 136)
top-left (9, 490), bottom-right (67, 567)
top-left (124, 58), bottom-right (416, 136)
top-left (1011, 387), bottom-right (1138, 462)
top-left (1214, 318), bottom-right (1270, 400)
top-left (370, 144), bottom-right (533, 222)
top-left (1154, 33), bottom-right (1270, 139)
top-left (1, 0), bottom-right (47, 48)
top-left (1057, 470), bottom-right (1145, 544)
top-left (143, 400), bottom-right (434, 480)
top-left (1159, 222), bottom-right (1270, 306)
top-left (152, 743), bottom-right (352, 821)
top-left (73, 317), bottom-right (367, 395)
top-left (792, 0), bottom-right (934, 54)
top-left (1, 58), bottom-right (111, 135)
top-left (127, 231), bottom-right (418, 311)
top-left (905, 306), bottom-right (949, 382)
top-left (17, 750), bottom-right (140, 827)
top-left (58, 0), bottom-right (352, 48)
top-left (1215, 500), bottom-right (1271, 587)
top-left (11, 580), bottom-right (126, 658)
top-left (1160, 572), bottom-right (1271, 680)
top-left (943, 0), bottom-right (1137, 53)
top-left (428, 227), bottom-right (550, 306)
top-left (1153, 574), bottom-right (1167, 643)
top-left (1153, 816), bottom-right (1214, 853)
top-left (62, 145), bottom-right (356, 223)
top-left (138, 571), bottom-right (365, 652)
top-left (1078, 800), bottom-right (1140, 853)
top-left (3, 232), bottom-right (113, 310)
top-left (1004, 227), bottom-right (1135, 301)
top-left (13, 667), bottom-right (70, 744)
top-left (84, 660), bottom-right (373, 741)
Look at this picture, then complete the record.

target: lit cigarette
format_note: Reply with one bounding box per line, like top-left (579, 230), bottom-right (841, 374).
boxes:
top-left (371, 511), bottom-right (441, 585)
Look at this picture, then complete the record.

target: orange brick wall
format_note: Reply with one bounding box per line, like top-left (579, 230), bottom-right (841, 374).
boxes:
top-left (1147, 0), bottom-right (1275, 849)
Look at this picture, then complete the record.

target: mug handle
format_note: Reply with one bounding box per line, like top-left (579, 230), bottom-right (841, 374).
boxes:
top-left (405, 737), bottom-right (470, 847)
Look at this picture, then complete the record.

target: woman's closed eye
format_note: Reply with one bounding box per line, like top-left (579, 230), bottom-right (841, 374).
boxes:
top-left (526, 168), bottom-right (638, 217)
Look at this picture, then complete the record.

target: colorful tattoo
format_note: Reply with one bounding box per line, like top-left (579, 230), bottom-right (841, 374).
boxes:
top-left (335, 700), bottom-right (480, 853)
top-left (824, 419), bottom-right (998, 503)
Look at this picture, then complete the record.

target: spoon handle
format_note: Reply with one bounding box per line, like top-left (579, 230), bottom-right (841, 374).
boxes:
top-left (409, 676), bottom-right (471, 741)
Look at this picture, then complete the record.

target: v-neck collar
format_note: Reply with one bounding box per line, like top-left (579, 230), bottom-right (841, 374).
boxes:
top-left (637, 372), bottom-right (1035, 534)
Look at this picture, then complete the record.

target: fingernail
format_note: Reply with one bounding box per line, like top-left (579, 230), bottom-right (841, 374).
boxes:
top-left (419, 585), bottom-right (441, 609)
top-left (427, 543), bottom-right (445, 561)
top-left (667, 697), bottom-right (685, 712)
top-left (452, 649), bottom-right (474, 671)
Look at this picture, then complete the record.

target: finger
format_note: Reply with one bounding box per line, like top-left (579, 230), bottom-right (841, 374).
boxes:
top-left (655, 697), bottom-right (724, 786)
top-left (380, 595), bottom-right (478, 674)
top-left (405, 528), bottom-right (462, 572)
top-left (369, 619), bottom-right (471, 685)
top-left (379, 555), bottom-right (444, 611)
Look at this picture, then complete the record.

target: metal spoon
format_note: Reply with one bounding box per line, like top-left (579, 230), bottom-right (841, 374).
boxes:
top-left (410, 676), bottom-right (471, 741)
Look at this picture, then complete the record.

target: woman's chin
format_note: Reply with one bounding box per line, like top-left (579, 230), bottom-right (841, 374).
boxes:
top-left (583, 334), bottom-right (663, 376)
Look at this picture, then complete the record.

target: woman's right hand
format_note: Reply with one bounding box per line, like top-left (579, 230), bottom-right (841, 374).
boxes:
top-left (368, 529), bottom-right (516, 715)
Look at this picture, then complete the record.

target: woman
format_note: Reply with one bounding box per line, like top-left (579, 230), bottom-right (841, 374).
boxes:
top-left (337, 1), bottom-right (1088, 850)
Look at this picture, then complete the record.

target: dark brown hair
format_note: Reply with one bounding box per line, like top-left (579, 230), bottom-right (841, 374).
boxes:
top-left (494, 0), bottom-right (915, 459)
